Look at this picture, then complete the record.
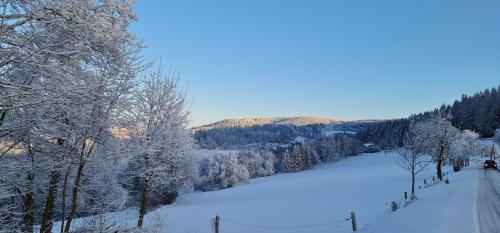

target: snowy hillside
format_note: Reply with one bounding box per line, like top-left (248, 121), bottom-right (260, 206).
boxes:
top-left (193, 116), bottom-right (342, 131)
top-left (193, 117), bottom-right (381, 149)
top-left (52, 151), bottom-right (485, 233)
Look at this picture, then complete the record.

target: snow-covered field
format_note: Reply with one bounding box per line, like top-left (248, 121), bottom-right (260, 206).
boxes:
top-left (56, 151), bottom-right (481, 233)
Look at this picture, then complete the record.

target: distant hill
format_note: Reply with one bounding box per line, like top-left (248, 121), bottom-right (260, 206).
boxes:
top-left (193, 117), bottom-right (343, 131)
top-left (193, 117), bottom-right (381, 149)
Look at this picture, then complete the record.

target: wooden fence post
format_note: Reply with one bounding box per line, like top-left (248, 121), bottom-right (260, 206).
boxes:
top-left (404, 192), bottom-right (407, 200)
top-left (351, 211), bottom-right (357, 232)
top-left (214, 215), bottom-right (220, 233)
top-left (424, 179), bottom-right (426, 185)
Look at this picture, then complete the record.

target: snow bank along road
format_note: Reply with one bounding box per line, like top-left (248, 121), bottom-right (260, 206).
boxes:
top-left (363, 160), bottom-right (500, 233)
top-left (477, 168), bottom-right (500, 233)
top-left (362, 165), bottom-right (479, 233)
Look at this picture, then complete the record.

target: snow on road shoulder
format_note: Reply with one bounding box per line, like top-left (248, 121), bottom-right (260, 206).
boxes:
top-left (362, 164), bottom-right (480, 233)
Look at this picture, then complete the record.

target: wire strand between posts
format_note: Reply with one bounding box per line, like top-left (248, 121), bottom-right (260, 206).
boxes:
top-left (221, 217), bottom-right (349, 229)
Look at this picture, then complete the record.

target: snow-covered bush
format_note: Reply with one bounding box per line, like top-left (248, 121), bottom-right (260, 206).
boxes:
top-left (449, 130), bottom-right (479, 171)
top-left (237, 151), bottom-right (275, 178)
top-left (197, 153), bottom-right (250, 191)
top-left (389, 201), bottom-right (400, 212)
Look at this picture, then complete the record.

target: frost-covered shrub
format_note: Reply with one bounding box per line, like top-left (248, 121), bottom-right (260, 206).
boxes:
top-left (196, 153), bottom-right (249, 191)
top-left (237, 151), bottom-right (275, 178)
top-left (389, 201), bottom-right (400, 212)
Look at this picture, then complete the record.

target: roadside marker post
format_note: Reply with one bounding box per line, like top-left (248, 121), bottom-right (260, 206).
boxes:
top-left (351, 211), bottom-right (357, 232)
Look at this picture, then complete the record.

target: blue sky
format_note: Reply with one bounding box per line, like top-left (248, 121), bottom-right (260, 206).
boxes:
top-left (131, 0), bottom-right (500, 127)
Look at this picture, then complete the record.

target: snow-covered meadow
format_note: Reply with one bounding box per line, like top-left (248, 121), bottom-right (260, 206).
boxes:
top-left (54, 151), bottom-right (476, 233)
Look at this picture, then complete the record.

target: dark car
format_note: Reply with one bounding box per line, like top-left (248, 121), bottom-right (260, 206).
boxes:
top-left (484, 160), bottom-right (497, 170)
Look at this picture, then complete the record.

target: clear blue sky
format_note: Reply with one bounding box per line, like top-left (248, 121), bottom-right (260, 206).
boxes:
top-left (131, 0), bottom-right (500, 127)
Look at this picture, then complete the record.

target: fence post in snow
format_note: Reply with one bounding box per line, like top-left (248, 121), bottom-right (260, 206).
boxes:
top-left (424, 179), bottom-right (426, 185)
top-left (214, 215), bottom-right (220, 233)
top-left (351, 211), bottom-right (357, 232)
top-left (404, 192), bottom-right (407, 200)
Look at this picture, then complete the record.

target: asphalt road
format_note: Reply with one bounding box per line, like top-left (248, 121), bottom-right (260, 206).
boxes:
top-left (477, 167), bottom-right (500, 233)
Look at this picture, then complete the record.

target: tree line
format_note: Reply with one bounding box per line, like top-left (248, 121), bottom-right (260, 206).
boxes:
top-left (194, 120), bottom-right (376, 149)
top-left (357, 85), bottom-right (500, 147)
top-left (194, 124), bottom-right (325, 149)
top-left (272, 133), bottom-right (365, 173)
top-left (448, 86), bottom-right (500, 137)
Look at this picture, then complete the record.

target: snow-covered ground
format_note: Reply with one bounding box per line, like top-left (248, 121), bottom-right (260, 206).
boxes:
top-left (57, 151), bottom-right (483, 233)
top-left (363, 159), bottom-right (481, 233)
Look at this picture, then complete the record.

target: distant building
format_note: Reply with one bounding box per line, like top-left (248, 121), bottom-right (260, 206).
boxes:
top-left (364, 143), bottom-right (381, 153)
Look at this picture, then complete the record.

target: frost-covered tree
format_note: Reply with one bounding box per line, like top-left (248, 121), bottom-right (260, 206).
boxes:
top-left (237, 151), bottom-right (275, 178)
top-left (421, 115), bottom-right (460, 180)
top-left (124, 65), bottom-right (193, 228)
top-left (397, 121), bottom-right (432, 198)
top-left (488, 142), bottom-right (497, 160)
top-left (450, 130), bottom-right (479, 171)
top-left (279, 144), bottom-right (317, 172)
top-left (197, 153), bottom-right (249, 191)
top-left (494, 129), bottom-right (500, 144)
top-left (0, 1), bottom-right (142, 232)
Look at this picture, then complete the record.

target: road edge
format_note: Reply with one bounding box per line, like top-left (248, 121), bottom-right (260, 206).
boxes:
top-left (472, 168), bottom-right (481, 233)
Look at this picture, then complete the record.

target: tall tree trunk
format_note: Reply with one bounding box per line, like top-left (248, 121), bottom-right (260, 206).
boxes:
top-left (22, 145), bottom-right (35, 233)
top-left (22, 173), bottom-right (34, 233)
top-left (40, 170), bottom-right (60, 233)
top-left (60, 166), bottom-right (72, 233)
top-left (137, 176), bottom-right (150, 228)
top-left (411, 171), bottom-right (416, 197)
top-left (436, 160), bottom-right (443, 180)
top-left (64, 157), bottom-right (85, 233)
top-left (64, 141), bottom-right (89, 233)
